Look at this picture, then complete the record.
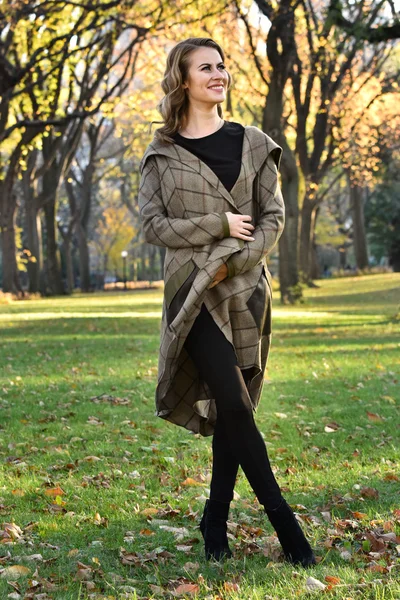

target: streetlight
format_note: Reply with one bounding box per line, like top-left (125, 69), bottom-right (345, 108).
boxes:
top-left (121, 250), bottom-right (128, 290)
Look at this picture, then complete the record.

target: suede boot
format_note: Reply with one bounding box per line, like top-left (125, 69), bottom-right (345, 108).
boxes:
top-left (265, 498), bottom-right (316, 567)
top-left (199, 499), bottom-right (233, 561)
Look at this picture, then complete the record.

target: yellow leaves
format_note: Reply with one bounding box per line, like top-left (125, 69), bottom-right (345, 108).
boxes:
top-left (93, 512), bottom-right (108, 527)
top-left (95, 203), bottom-right (137, 270)
top-left (0, 564), bottom-right (30, 579)
top-left (380, 395), bottom-right (395, 404)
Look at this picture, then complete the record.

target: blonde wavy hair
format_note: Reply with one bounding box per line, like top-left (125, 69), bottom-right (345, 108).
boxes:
top-left (152, 37), bottom-right (232, 144)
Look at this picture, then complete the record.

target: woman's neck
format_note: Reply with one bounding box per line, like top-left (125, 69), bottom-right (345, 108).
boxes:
top-left (180, 113), bottom-right (222, 138)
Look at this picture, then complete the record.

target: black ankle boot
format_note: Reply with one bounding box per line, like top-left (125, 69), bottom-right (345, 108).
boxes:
top-left (199, 499), bottom-right (233, 561)
top-left (265, 499), bottom-right (316, 567)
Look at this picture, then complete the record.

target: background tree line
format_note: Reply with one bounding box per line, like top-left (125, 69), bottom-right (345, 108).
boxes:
top-left (0, 0), bottom-right (399, 301)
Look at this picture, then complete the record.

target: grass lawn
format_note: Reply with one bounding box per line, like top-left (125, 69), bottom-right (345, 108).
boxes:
top-left (0, 273), bottom-right (399, 600)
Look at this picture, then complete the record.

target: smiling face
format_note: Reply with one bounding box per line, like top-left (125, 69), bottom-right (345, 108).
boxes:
top-left (182, 46), bottom-right (229, 106)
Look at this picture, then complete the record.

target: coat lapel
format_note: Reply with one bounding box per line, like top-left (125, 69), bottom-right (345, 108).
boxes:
top-left (140, 125), bottom-right (280, 214)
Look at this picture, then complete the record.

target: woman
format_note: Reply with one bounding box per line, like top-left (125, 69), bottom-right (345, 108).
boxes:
top-left (138, 37), bottom-right (315, 567)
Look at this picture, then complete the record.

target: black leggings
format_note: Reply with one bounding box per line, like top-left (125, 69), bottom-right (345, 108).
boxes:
top-left (183, 302), bottom-right (283, 510)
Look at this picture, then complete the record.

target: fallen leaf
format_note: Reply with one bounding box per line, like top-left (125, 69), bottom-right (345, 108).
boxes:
top-left (306, 576), bottom-right (326, 591)
top-left (325, 575), bottom-right (341, 585)
top-left (351, 511), bottom-right (368, 520)
top-left (360, 487), bottom-right (379, 499)
top-left (44, 486), bottom-right (65, 497)
top-left (367, 564), bottom-right (389, 573)
top-left (0, 565), bottom-right (30, 579)
top-left (173, 582), bottom-right (199, 595)
top-left (93, 512), bottom-right (108, 527)
top-left (224, 581), bottom-right (240, 591)
top-left (384, 473), bottom-right (399, 482)
top-left (140, 529), bottom-right (154, 536)
top-left (181, 478), bottom-right (204, 487)
top-left (141, 507), bottom-right (158, 516)
top-left (324, 421), bottom-right (340, 433)
top-left (87, 416), bottom-right (104, 426)
top-left (366, 411), bottom-right (383, 422)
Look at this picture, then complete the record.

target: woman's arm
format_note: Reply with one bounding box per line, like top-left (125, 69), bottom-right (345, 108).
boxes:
top-left (138, 156), bottom-right (230, 248)
top-left (225, 153), bottom-right (285, 278)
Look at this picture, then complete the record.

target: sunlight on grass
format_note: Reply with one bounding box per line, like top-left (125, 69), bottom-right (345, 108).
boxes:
top-left (0, 310), bottom-right (163, 321)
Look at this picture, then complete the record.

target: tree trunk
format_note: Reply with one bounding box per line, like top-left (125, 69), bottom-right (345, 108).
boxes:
top-left (261, 1), bottom-right (299, 302)
top-left (25, 199), bottom-right (43, 293)
top-left (77, 222), bottom-right (91, 291)
top-left (0, 199), bottom-right (21, 294)
top-left (64, 238), bottom-right (74, 293)
top-left (311, 242), bottom-right (320, 280)
top-left (299, 196), bottom-right (317, 281)
top-left (0, 187), bottom-right (22, 294)
top-left (389, 215), bottom-right (400, 271)
top-left (43, 201), bottom-right (64, 295)
top-left (277, 142), bottom-right (300, 303)
top-left (349, 182), bottom-right (369, 270)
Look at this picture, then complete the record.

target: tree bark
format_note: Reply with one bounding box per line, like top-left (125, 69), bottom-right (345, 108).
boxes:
top-left (349, 182), bottom-right (369, 269)
top-left (259, 0), bottom-right (299, 302)
top-left (311, 242), bottom-right (320, 280)
top-left (43, 200), bottom-right (64, 295)
top-left (64, 238), bottom-right (74, 293)
top-left (25, 201), bottom-right (43, 293)
top-left (299, 196), bottom-right (317, 281)
top-left (77, 222), bottom-right (91, 291)
top-left (278, 141), bottom-right (300, 303)
top-left (0, 190), bottom-right (22, 294)
top-left (22, 155), bottom-right (43, 293)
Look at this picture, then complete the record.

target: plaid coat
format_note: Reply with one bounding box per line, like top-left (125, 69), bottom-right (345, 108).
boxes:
top-left (138, 125), bottom-right (285, 436)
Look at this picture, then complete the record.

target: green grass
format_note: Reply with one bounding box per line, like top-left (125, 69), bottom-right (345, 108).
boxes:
top-left (0, 273), bottom-right (399, 600)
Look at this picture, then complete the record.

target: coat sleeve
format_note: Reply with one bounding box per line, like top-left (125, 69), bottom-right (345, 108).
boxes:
top-left (138, 155), bottom-right (230, 248)
top-left (225, 152), bottom-right (285, 278)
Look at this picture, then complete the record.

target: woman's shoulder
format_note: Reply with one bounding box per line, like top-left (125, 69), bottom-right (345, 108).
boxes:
top-left (244, 125), bottom-right (282, 165)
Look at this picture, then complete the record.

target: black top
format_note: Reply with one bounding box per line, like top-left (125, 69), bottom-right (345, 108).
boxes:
top-left (173, 120), bottom-right (244, 192)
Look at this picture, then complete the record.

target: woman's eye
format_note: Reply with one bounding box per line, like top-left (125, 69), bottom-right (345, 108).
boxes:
top-left (202, 65), bottom-right (226, 70)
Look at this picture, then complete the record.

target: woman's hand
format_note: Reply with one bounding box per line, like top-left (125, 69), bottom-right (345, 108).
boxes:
top-left (207, 263), bottom-right (228, 289)
top-left (225, 212), bottom-right (255, 240)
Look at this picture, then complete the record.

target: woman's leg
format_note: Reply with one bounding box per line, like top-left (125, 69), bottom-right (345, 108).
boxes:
top-left (184, 303), bottom-right (315, 566)
top-left (184, 303), bottom-right (282, 510)
top-left (210, 416), bottom-right (239, 503)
